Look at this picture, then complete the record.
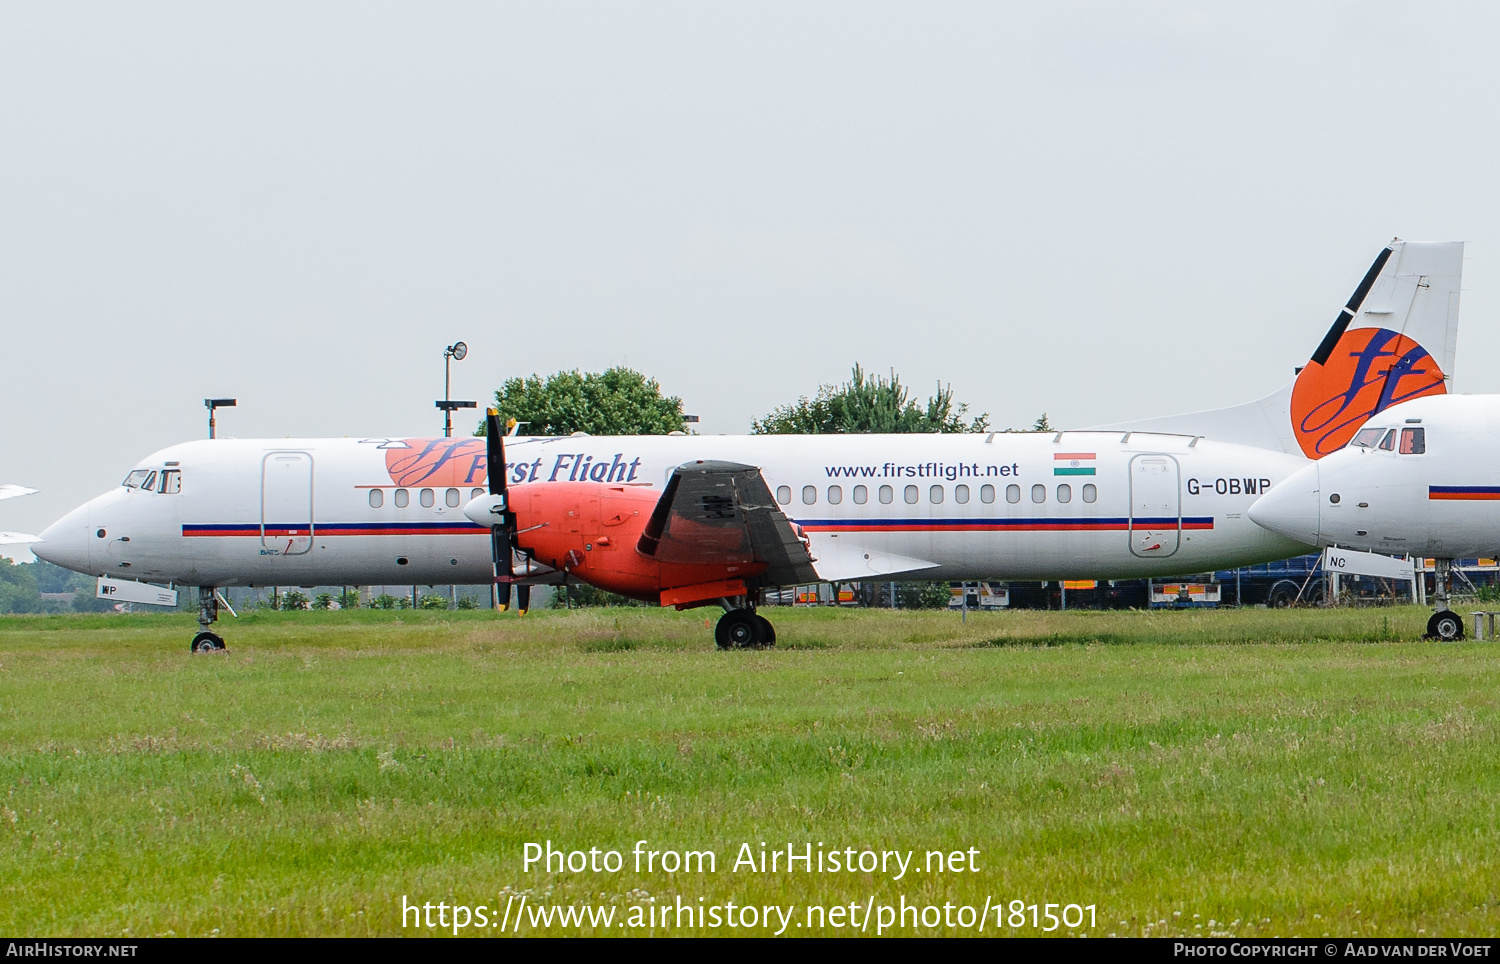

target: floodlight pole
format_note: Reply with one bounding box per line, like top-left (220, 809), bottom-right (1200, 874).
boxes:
top-left (437, 342), bottom-right (474, 437)
top-left (438, 343), bottom-right (471, 437)
top-left (205, 398), bottom-right (236, 439)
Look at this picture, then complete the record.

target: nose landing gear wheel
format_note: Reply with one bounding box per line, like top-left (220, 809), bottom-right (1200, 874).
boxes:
top-left (191, 631), bottom-right (226, 653)
top-left (1426, 610), bottom-right (1464, 642)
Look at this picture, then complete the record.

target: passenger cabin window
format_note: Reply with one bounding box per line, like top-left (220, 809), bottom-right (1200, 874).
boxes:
top-left (1056, 483), bottom-right (1071, 503)
top-left (161, 470), bottom-right (181, 494)
top-left (1082, 483), bottom-right (1097, 503)
top-left (827, 485), bottom-right (842, 505)
top-left (1352, 427), bottom-right (1386, 448)
top-left (1005, 484), bottom-right (1020, 504)
top-left (394, 488), bottom-right (410, 508)
top-left (776, 485), bottom-right (791, 505)
top-left (853, 485), bottom-right (868, 505)
top-left (980, 484), bottom-right (995, 504)
top-left (1031, 484), bottom-right (1046, 504)
top-left (929, 484), bottom-right (943, 504)
top-left (369, 489), bottom-right (384, 508)
top-left (802, 485), bottom-right (818, 505)
top-left (1379, 430), bottom-right (1396, 451)
top-left (904, 485), bottom-right (919, 504)
top-left (879, 485), bottom-right (894, 504)
top-left (1400, 427), bottom-right (1426, 454)
top-left (420, 488), bottom-right (435, 508)
top-left (471, 488), bottom-right (485, 501)
top-left (955, 484), bottom-right (969, 504)
top-left (446, 488), bottom-right (461, 507)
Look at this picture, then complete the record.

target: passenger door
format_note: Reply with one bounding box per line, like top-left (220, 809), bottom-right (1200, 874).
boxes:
top-left (1129, 455), bottom-right (1180, 558)
top-left (262, 452), bottom-right (313, 556)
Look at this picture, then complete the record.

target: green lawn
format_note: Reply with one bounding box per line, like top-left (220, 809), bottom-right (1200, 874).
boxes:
top-left (0, 605), bottom-right (1495, 937)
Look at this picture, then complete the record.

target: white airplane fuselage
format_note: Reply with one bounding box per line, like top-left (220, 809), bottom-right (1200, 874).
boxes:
top-left (36, 431), bottom-right (1313, 588)
top-left (1249, 395), bottom-right (1500, 559)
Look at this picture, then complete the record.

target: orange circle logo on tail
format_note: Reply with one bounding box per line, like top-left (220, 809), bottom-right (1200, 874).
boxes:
top-left (384, 437), bottom-right (489, 487)
top-left (1290, 327), bottom-right (1445, 458)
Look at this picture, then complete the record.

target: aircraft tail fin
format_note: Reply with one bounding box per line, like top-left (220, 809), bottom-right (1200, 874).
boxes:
top-left (1089, 240), bottom-right (1462, 458)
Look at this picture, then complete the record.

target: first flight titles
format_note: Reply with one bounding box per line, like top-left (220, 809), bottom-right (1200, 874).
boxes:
top-left (523, 840), bottom-right (981, 882)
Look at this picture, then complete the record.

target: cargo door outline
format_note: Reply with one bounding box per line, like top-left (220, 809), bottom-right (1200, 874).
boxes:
top-left (1128, 455), bottom-right (1180, 558)
top-left (262, 452), bottom-right (313, 555)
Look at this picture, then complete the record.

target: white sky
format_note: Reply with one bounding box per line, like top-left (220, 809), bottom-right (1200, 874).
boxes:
top-left (5, 1), bottom-right (1500, 542)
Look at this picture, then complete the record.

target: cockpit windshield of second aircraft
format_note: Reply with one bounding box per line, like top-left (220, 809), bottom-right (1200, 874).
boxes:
top-left (123, 467), bottom-right (182, 494)
top-left (1348, 425), bottom-right (1425, 454)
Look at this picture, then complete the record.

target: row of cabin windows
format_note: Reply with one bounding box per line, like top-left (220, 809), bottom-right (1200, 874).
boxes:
top-left (368, 487), bottom-right (484, 509)
top-left (775, 482), bottom-right (1097, 506)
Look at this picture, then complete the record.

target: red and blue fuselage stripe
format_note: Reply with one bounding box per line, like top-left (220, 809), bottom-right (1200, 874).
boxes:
top-left (798, 516), bottom-right (1214, 533)
top-left (1428, 486), bottom-right (1500, 501)
top-left (183, 522), bottom-right (488, 537)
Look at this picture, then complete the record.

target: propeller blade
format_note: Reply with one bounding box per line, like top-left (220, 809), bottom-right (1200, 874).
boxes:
top-left (483, 407), bottom-right (517, 610)
top-left (485, 408), bottom-right (506, 497)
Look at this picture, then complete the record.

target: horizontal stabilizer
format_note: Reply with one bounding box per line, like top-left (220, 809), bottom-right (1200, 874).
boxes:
top-left (0, 532), bottom-right (39, 544)
top-left (0, 485), bottom-right (37, 502)
top-left (807, 533), bottom-right (939, 582)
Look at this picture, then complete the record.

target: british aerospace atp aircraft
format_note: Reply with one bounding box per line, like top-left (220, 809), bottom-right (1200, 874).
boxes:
top-left (33, 240), bottom-right (1463, 652)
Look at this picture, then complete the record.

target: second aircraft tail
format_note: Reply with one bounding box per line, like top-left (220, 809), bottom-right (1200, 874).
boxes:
top-left (1090, 239), bottom-right (1463, 458)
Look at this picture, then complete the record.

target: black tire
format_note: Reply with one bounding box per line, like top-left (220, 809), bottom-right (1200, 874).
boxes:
top-left (1268, 579), bottom-right (1300, 608)
top-left (754, 614), bottom-right (776, 648)
top-left (714, 610), bottom-right (758, 650)
top-left (1427, 610), bottom-right (1464, 642)
top-left (191, 631), bottom-right (225, 653)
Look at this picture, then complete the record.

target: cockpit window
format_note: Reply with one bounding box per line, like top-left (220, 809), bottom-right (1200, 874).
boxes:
top-left (161, 470), bottom-right (181, 494)
top-left (122, 469), bottom-right (153, 489)
top-left (1400, 427), bottom-right (1426, 454)
top-left (1351, 427), bottom-right (1386, 448)
top-left (1379, 430), bottom-right (1396, 451)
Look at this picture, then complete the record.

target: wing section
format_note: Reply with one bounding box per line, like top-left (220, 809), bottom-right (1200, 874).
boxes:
top-left (0, 485), bottom-right (37, 502)
top-left (637, 461), bottom-right (820, 587)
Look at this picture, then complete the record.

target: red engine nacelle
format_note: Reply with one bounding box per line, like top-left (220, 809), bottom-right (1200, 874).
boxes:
top-left (510, 482), bottom-right (767, 607)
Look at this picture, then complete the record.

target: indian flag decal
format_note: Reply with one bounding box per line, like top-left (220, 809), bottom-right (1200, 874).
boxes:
top-left (1054, 452), bottom-right (1096, 476)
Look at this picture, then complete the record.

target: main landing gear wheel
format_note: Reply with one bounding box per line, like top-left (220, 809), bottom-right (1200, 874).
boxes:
top-left (191, 631), bottom-right (226, 653)
top-left (715, 609), bottom-right (775, 650)
top-left (1426, 610), bottom-right (1464, 642)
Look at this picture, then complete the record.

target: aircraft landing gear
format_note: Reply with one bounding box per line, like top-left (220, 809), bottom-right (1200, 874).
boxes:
top-left (192, 587), bottom-right (226, 653)
top-left (1425, 559), bottom-right (1464, 642)
top-left (715, 606), bottom-right (775, 650)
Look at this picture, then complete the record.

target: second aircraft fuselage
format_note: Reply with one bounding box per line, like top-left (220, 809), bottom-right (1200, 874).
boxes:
top-left (35, 431), bottom-right (1314, 588)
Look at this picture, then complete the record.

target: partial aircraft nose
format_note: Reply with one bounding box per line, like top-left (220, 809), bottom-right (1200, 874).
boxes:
top-left (32, 503), bottom-right (94, 574)
top-left (1248, 462), bottom-right (1322, 546)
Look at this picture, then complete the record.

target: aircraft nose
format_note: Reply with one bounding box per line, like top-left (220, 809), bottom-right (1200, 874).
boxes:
top-left (1248, 463), bottom-right (1322, 545)
top-left (32, 506), bottom-right (93, 574)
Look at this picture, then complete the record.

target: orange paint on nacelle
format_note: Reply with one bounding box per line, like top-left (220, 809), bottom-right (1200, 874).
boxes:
top-left (510, 482), bottom-right (767, 604)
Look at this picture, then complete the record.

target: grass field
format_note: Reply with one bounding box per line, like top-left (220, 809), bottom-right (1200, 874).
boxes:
top-left (1, 604), bottom-right (1497, 937)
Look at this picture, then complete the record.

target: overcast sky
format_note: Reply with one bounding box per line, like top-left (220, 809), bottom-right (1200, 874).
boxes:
top-left (5, 1), bottom-right (1500, 544)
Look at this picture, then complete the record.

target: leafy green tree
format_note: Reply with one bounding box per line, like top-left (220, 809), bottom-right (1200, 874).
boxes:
top-left (478, 367), bottom-right (688, 437)
top-left (418, 593), bottom-right (449, 610)
top-left (281, 591), bottom-right (309, 611)
top-left (371, 594), bottom-right (397, 610)
top-left (338, 588), bottom-right (360, 609)
top-left (312, 593), bottom-right (333, 610)
top-left (752, 365), bottom-right (988, 435)
top-left (0, 559), bottom-right (43, 614)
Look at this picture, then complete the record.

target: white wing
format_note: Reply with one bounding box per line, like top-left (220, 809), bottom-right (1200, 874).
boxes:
top-left (0, 532), bottom-right (40, 544)
top-left (0, 485), bottom-right (37, 501)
